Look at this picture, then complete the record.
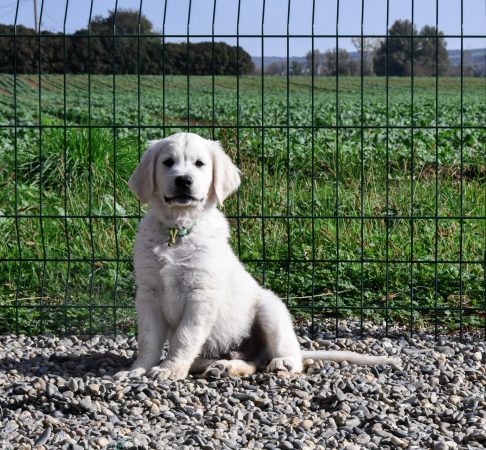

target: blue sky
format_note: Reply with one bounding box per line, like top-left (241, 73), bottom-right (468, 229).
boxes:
top-left (2, 0), bottom-right (485, 56)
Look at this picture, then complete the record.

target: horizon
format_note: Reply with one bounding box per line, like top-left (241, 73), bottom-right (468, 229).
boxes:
top-left (254, 46), bottom-right (486, 59)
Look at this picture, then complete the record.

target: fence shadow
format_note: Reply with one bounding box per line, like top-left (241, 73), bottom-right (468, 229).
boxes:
top-left (0, 352), bottom-right (134, 378)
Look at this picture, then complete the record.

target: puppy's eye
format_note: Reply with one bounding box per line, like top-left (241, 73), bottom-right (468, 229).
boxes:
top-left (195, 160), bottom-right (205, 168)
top-left (163, 158), bottom-right (174, 168)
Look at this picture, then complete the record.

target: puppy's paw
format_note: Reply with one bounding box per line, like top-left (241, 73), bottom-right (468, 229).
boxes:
top-left (114, 366), bottom-right (148, 380)
top-left (148, 366), bottom-right (172, 380)
top-left (148, 363), bottom-right (189, 381)
top-left (266, 357), bottom-right (303, 374)
top-left (203, 362), bottom-right (229, 379)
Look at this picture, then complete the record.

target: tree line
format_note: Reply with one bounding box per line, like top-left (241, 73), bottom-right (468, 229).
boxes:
top-left (0, 9), bottom-right (254, 75)
top-left (265, 20), bottom-right (483, 77)
top-left (1, 13), bottom-right (483, 76)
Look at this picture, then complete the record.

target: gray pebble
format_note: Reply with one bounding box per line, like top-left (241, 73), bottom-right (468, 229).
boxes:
top-left (33, 427), bottom-right (52, 447)
top-left (78, 397), bottom-right (97, 414)
top-left (0, 320), bottom-right (484, 449)
top-left (355, 433), bottom-right (371, 445)
top-left (67, 378), bottom-right (78, 392)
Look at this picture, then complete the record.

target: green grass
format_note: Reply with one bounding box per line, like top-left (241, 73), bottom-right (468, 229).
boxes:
top-left (0, 74), bottom-right (484, 335)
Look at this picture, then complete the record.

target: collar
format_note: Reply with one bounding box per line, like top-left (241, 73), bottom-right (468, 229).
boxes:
top-left (166, 222), bottom-right (195, 246)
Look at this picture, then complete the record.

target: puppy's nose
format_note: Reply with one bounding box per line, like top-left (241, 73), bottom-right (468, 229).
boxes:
top-left (175, 175), bottom-right (193, 189)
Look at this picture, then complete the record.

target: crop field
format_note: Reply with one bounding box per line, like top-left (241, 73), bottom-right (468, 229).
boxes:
top-left (0, 74), bottom-right (484, 335)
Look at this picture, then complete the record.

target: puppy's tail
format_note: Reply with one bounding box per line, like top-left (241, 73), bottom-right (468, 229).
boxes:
top-left (302, 350), bottom-right (401, 368)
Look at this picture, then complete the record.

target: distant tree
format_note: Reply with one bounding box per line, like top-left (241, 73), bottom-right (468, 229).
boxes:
top-left (265, 61), bottom-right (286, 75)
top-left (90, 9), bottom-right (154, 35)
top-left (290, 60), bottom-right (303, 75)
top-left (455, 50), bottom-right (477, 76)
top-left (414, 25), bottom-right (449, 75)
top-left (0, 9), bottom-right (255, 75)
top-left (69, 9), bottom-right (161, 74)
top-left (467, 51), bottom-right (486, 76)
top-left (373, 20), bottom-right (417, 76)
top-left (165, 42), bottom-right (254, 75)
top-left (351, 37), bottom-right (381, 75)
top-left (323, 48), bottom-right (359, 76)
top-left (373, 20), bottom-right (449, 76)
top-left (305, 49), bottom-right (324, 75)
top-left (0, 25), bottom-right (43, 73)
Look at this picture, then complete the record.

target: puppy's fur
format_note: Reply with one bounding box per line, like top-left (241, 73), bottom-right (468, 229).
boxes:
top-left (117, 132), bottom-right (400, 380)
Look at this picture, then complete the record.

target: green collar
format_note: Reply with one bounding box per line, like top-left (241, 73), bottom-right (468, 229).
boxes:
top-left (166, 222), bottom-right (195, 247)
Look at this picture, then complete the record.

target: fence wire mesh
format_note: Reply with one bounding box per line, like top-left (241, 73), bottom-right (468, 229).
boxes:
top-left (0, 0), bottom-right (485, 338)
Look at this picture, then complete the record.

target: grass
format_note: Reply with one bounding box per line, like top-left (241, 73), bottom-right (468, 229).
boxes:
top-left (0, 74), bottom-right (484, 335)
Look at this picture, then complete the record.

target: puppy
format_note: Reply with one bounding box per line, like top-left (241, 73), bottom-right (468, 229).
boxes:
top-left (117, 132), bottom-right (400, 380)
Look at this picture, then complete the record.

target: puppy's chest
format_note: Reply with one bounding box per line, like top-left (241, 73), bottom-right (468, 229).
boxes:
top-left (151, 236), bottom-right (212, 328)
top-left (138, 224), bottom-right (225, 291)
top-left (147, 230), bottom-right (211, 280)
top-left (153, 238), bottom-right (197, 272)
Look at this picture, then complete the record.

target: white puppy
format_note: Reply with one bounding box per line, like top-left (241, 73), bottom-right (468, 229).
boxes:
top-left (117, 132), bottom-right (400, 380)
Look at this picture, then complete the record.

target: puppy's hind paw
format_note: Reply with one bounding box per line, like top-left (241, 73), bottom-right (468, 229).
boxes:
top-left (266, 357), bottom-right (303, 374)
top-left (203, 363), bottom-right (229, 379)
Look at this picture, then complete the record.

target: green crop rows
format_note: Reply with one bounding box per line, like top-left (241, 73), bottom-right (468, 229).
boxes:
top-left (0, 74), bottom-right (484, 335)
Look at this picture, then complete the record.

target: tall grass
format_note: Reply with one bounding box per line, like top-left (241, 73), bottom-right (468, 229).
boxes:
top-left (0, 75), bottom-right (484, 335)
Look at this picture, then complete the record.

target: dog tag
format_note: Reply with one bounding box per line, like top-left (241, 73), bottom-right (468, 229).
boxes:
top-left (168, 228), bottom-right (178, 246)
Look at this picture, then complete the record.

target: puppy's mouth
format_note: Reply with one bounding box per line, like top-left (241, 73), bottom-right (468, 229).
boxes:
top-left (164, 195), bottom-right (202, 205)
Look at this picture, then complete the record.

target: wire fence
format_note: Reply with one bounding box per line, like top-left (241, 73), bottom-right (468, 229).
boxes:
top-left (0, 0), bottom-right (485, 338)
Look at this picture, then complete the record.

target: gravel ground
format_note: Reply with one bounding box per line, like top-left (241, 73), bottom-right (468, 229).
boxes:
top-left (0, 320), bottom-right (485, 450)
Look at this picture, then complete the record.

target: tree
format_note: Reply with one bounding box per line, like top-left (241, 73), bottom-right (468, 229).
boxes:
top-left (373, 20), bottom-right (417, 76)
top-left (351, 37), bottom-right (381, 75)
top-left (265, 60), bottom-right (286, 75)
top-left (290, 60), bottom-right (303, 75)
top-left (450, 50), bottom-right (477, 76)
top-left (70, 9), bottom-right (160, 74)
top-left (305, 49), bottom-right (324, 75)
top-left (415, 25), bottom-right (448, 76)
top-left (0, 9), bottom-right (255, 75)
top-left (165, 42), bottom-right (254, 75)
top-left (90, 9), bottom-right (154, 35)
top-left (0, 25), bottom-right (48, 73)
top-left (323, 48), bottom-right (359, 76)
top-left (373, 20), bottom-right (449, 76)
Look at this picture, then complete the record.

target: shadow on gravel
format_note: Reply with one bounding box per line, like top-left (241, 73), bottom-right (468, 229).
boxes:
top-left (0, 352), bottom-right (134, 378)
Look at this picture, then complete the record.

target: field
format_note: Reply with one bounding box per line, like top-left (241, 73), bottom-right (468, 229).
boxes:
top-left (0, 74), bottom-right (484, 335)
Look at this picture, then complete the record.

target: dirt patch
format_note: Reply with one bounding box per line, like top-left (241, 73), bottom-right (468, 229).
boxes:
top-left (419, 163), bottom-right (485, 181)
top-left (23, 76), bottom-right (39, 89)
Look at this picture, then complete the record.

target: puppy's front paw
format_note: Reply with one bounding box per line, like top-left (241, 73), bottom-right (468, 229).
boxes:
top-left (266, 357), bottom-right (303, 373)
top-left (114, 366), bottom-right (148, 380)
top-left (148, 363), bottom-right (190, 381)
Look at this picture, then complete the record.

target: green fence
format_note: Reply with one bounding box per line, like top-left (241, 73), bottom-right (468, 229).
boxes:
top-left (0, 0), bottom-right (484, 338)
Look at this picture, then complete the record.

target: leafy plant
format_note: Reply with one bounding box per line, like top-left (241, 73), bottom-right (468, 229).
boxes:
top-left (0, 74), bottom-right (484, 335)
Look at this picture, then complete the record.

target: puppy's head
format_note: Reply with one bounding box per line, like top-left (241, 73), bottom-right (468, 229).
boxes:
top-left (128, 133), bottom-right (240, 212)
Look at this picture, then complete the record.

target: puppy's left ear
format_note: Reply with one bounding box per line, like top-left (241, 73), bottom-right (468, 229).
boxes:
top-left (210, 141), bottom-right (240, 206)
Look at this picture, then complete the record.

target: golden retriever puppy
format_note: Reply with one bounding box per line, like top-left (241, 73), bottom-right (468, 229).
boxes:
top-left (117, 132), bottom-right (400, 380)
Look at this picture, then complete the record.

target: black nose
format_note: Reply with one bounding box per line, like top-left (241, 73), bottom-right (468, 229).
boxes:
top-left (175, 175), bottom-right (193, 190)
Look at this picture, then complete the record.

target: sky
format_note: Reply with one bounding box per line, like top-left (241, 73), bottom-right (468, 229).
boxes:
top-left (1, 0), bottom-right (485, 56)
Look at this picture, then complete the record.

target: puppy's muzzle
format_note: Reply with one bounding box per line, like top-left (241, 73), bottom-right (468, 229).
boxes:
top-left (165, 175), bottom-right (201, 205)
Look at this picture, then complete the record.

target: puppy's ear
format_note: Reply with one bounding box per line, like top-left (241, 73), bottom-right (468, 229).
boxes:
top-left (211, 141), bottom-right (240, 206)
top-left (128, 141), bottom-right (160, 204)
